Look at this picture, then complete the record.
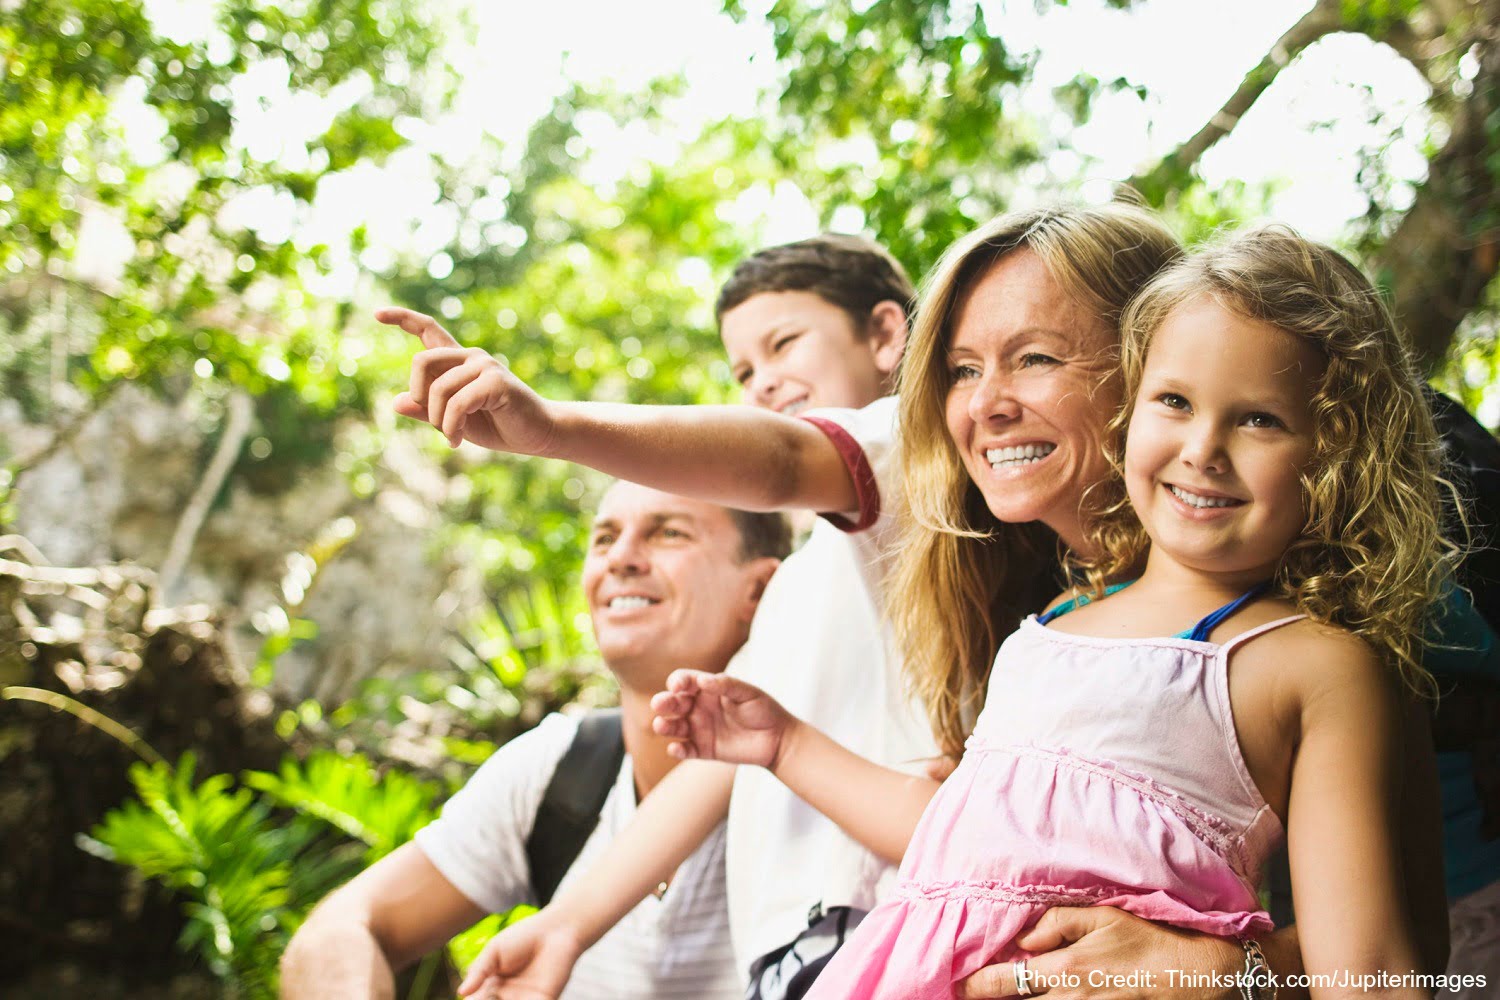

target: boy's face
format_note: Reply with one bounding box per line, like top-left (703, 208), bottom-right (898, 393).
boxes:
top-left (721, 290), bottom-right (902, 414)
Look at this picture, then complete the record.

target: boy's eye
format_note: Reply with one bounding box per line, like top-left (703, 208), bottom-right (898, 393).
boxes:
top-left (1244, 412), bottom-right (1284, 430)
top-left (733, 367), bottom-right (752, 386)
top-left (1157, 392), bottom-right (1190, 411)
top-left (1019, 353), bottom-right (1059, 368)
top-left (772, 332), bottom-right (801, 352)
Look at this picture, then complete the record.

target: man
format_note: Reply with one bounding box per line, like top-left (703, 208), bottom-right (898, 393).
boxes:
top-left (280, 481), bottom-right (790, 999)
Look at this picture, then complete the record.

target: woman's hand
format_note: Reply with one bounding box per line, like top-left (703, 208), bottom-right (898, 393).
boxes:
top-left (651, 670), bottom-right (796, 770)
top-left (956, 907), bottom-right (1245, 999)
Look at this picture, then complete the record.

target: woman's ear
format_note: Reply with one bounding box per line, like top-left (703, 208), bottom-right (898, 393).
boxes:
top-left (868, 300), bottom-right (909, 376)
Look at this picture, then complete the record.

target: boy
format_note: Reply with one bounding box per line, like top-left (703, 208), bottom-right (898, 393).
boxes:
top-left (382, 234), bottom-right (933, 1000)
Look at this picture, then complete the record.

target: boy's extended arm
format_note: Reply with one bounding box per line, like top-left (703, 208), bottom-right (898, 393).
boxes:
top-left (654, 670), bottom-right (937, 865)
top-left (381, 307), bottom-right (858, 515)
top-left (459, 759), bottom-right (736, 996)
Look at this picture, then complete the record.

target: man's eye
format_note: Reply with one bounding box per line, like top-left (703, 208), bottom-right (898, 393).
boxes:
top-left (661, 527), bottom-right (688, 540)
top-left (1019, 353), bottom-right (1059, 368)
top-left (591, 534), bottom-right (614, 547)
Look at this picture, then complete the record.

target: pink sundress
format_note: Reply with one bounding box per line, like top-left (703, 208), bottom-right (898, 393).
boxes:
top-left (806, 612), bottom-right (1299, 999)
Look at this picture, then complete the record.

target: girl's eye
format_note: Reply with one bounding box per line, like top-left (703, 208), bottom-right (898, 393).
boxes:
top-left (1158, 392), bottom-right (1190, 411)
top-left (1244, 412), bottom-right (1284, 430)
top-left (1019, 353), bottom-right (1059, 368)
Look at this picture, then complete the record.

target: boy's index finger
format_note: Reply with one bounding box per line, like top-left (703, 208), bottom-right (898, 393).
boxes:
top-left (375, 306), bottom-right (461, 350)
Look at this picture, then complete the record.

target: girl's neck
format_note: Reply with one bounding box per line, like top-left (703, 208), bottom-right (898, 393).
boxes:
top-left (1132, 547), bottom-right (1277, 604)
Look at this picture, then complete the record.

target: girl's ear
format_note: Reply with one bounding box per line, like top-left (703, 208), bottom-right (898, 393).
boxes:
top-left (868, 300), bottom-right (909, 376)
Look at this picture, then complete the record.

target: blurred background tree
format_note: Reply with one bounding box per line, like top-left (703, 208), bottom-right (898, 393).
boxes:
top-left (2, 0), bottom-right (1497, 994)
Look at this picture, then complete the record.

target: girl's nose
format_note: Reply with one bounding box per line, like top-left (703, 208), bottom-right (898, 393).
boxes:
top-left (1180, 424), bottom-right (1228, 474)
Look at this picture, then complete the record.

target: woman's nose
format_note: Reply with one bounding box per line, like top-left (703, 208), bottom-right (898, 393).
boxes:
top-left (968, 370), bottom-right (1022, 423)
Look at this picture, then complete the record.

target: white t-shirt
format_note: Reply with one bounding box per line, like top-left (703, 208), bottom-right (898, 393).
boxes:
top-left (725, 395), bottom-right (939, 969)
top-left (415, 712), bottom-right (741, 1000)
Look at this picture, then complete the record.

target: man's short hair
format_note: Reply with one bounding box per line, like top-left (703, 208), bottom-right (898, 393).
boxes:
top-left (727, 508), bottom-right (794, 562)
top-left (715, 234), bottom-right (915, 335)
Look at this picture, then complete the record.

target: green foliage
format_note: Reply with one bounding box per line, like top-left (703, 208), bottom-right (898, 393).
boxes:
top-left (84, 753), bottom-right (359, 995)
top-left (245, 751), bottom-right (442, 864)
top-left (87, 749), bottom-right (450, 996)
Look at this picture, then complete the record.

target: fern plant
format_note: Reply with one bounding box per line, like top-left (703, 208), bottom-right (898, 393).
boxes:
top-left (85, 749), bottom-right (447, 998)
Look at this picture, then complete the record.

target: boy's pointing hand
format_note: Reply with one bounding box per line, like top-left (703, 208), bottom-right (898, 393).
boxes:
top-left (378, 307), bottom-right (557, 455)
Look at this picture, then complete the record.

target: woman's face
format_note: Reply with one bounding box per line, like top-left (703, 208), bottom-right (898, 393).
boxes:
top-left (943, 249), bottom-right (1120, 552)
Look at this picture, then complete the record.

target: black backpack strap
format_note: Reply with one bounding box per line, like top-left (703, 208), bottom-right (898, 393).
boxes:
top-left (525, 709), bottom-right (626, 907)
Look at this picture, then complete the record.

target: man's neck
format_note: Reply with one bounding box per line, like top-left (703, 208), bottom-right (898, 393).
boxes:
top-left (615, 682), bottom-right (679, 802)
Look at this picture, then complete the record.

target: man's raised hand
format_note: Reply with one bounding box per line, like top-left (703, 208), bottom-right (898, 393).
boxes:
top-left (378, 307), bottom-right (557, 455)
top-left (650, 671), bottom-right (796, 771)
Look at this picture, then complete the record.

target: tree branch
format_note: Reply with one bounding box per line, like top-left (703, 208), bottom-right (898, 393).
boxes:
top-left (155, 390), bottom-right (255, 605)
top-left (1127, 0), bottom-right (1346, 199)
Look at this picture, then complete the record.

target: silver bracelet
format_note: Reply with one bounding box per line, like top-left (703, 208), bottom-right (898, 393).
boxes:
top-left (1238, 937), bottom-right (1277, 1000)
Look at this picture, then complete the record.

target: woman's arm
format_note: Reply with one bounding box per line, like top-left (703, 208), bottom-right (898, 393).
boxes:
top-left (653, 669), bottom-right (938, 863)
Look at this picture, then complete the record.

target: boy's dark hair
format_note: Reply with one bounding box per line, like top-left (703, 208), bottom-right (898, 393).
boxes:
top-left (727, 509), bottom-right (794, 562)
top-left (715, 234), bottom-right (915, 335)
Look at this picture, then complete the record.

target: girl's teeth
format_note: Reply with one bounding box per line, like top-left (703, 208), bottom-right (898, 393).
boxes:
top-left (986, 443), bottom-right (1057, 468)
top-left (1168, 485), bottom-right (1236, 509)
top-left (609, 596), bottom-right (655, 610)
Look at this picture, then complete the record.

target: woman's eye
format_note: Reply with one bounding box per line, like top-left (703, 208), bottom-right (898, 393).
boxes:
top-left (1158, 393), bottom-right (1189, 411)
top-left (1244, 412), bottom-right (1284, 430)
top-left (1019, 353), bottom-right (1059, 368)
top-left (950, 363), bottom-right (980, 382)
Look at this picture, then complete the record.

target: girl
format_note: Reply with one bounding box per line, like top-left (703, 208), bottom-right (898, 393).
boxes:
top-left (654, 226), bottom-right (1450, 999)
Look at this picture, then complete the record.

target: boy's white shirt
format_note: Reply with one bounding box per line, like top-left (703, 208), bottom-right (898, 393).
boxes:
top-left (725, 394), bottom-right (938, 969)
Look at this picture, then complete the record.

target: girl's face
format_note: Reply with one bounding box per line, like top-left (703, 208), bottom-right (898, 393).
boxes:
top-left (1125, 295), bottom-right (1324, 583)
top-left (944, 249), bottom-right (1120, 552)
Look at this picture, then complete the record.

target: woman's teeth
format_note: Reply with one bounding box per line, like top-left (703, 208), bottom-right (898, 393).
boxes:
top-left (1168, 484), bottom-right (1238, 509)
top-left (986, 443), bottom-right (1056, 469)
top-left (609, 596), bottom-right (656, 610)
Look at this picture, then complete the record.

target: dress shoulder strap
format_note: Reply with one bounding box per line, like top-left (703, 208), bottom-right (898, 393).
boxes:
top-left (1219, 615), bottom-right (1308, 657)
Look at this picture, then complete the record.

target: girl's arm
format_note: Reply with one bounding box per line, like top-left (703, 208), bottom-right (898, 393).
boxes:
top-left (458, 759), bottom-right (735, 997)
top-left (1284, 632), bottom-right (1429, 997)
top-left (653, 670), bottom-right (939, 863)
top-left (381, 307), bottom-right (858, 515)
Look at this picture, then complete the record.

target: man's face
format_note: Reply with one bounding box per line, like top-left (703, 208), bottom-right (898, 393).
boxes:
top-left (582, 482), bottom-right (772, 686)
top-left (721, 290), bottom-right (902, 414)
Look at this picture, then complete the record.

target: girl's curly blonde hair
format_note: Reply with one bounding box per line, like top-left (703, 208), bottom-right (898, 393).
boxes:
top-left (1081, 225), bottom-right (1452, 696)
top-left (891, 202), bottom-right (1184, 757)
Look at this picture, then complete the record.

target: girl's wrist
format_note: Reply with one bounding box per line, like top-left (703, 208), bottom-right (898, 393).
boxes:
top-left (768, 715), bottom-right (804, 779)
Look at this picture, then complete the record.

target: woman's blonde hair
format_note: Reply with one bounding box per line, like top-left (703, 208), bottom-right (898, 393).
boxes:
top-left (891, 202), bottom-right (1184, 756)
top-left (1084, 225), bottom-right (1451, 696)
